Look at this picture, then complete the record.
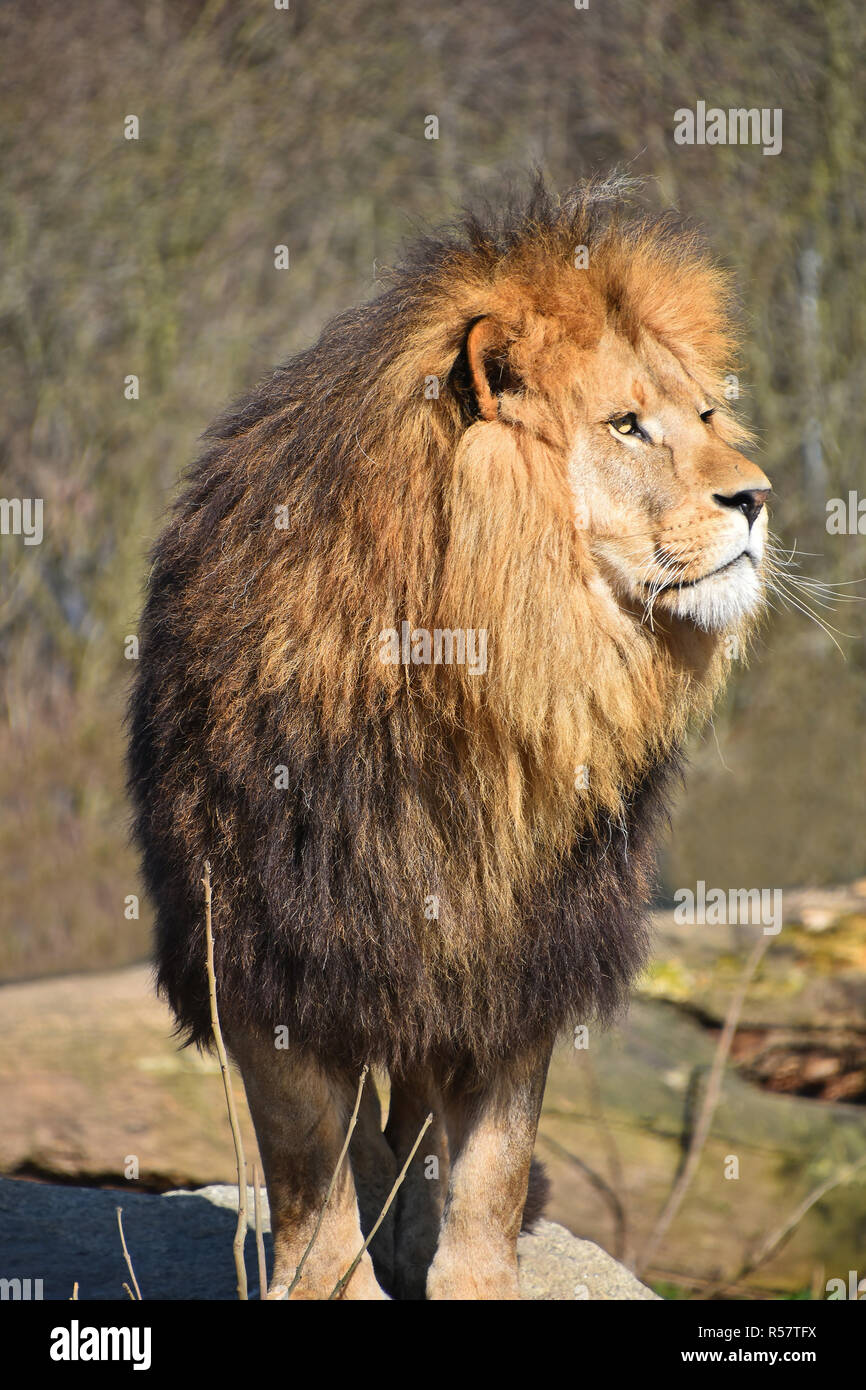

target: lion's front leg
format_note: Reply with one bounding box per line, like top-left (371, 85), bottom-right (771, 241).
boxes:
top-left (426, 1043), bottom-right (552, 1301)
top-left (228, 1029), bottom-right (387, 1300)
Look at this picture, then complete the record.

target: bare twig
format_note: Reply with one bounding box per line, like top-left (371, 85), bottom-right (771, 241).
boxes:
top-left (284, 1064), bottom-right (370, 1299)
top-left (203, 858), bottom-right (248, 1300)
top-left (328, 1110), bottom-right (433, 1301)
top-left (700, 1150), bottom-right (866, 1299)
top-left (252, 1162), bottom-right (268, 1299)
top-left (122, 1283), bottom-right (135, 1302)
top-left (115, 1207), bottom-right (142, 1301)
top-left (70, 1282), bottom-right (78, 1301)
top-left (637, 934), bottom-right (771, 1278)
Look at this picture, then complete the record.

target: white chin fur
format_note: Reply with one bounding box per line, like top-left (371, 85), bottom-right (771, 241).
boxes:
top-left (661, 560), bottom-right (763, 631)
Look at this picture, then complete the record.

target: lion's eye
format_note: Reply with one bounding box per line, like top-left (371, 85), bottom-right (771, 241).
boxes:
top-left (700, 407), bottom-right (715, 423)
top-left (609, 412), bottom-right (643, 437)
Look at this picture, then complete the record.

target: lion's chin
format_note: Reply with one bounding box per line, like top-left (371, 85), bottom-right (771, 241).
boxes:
top-left (659, 555), bottom-right (765, 632)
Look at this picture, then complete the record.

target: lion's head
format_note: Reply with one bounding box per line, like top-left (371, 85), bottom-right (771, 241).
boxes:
top-left (457, 185), bottom-right (771, 643)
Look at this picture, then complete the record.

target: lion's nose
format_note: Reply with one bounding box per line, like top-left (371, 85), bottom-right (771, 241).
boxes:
top-left (712, 487), bottom-right (770, 529)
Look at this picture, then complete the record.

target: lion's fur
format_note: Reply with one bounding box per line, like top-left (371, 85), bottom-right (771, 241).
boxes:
top-left (128, 177), bottom-right (751, 1077)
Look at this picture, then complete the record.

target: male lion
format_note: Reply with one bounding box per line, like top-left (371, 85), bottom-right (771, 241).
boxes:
top-left (128, 178), bottom-right (771, 1300)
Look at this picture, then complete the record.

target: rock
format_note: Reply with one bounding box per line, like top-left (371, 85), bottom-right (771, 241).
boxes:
top-left (0, 965), bottom-right (259, 1190)
top-left (0, 1177), bottom-right (656, 1301)
top-left (518, 1219), bottom-right (659, 1300)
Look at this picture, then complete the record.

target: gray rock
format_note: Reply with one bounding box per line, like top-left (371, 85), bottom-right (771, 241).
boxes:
top-left (518, 1219), bottom-right (659, 1300)
top-left (0, 1177), bottom-right (658, 1300)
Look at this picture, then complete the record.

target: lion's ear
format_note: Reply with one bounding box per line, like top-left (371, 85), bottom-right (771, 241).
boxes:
top-left (465, 316), bottom-right (521, 421)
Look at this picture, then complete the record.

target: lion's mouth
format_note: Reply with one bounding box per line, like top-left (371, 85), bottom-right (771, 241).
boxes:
top-left (652, 550), bottom-right (756, 594)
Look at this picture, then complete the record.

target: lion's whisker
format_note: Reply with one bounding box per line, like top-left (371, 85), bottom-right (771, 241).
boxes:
top-left (765, 576), bottom-right (852, 653)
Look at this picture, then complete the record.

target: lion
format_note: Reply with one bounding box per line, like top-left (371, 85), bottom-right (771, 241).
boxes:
top-left (127, 176), bottom-right (771, 1300)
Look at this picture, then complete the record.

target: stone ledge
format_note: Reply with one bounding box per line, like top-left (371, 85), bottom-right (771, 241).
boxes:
top-left (0, 1177), bottom-right (658, 1301)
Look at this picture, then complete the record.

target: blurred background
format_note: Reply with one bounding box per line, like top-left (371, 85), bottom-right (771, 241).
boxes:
top-left (1, 0), bottom-right (865, 1298)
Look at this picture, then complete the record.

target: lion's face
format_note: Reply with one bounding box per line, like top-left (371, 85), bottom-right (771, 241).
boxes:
top-left (566, 327), bottom-right (771, 633)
